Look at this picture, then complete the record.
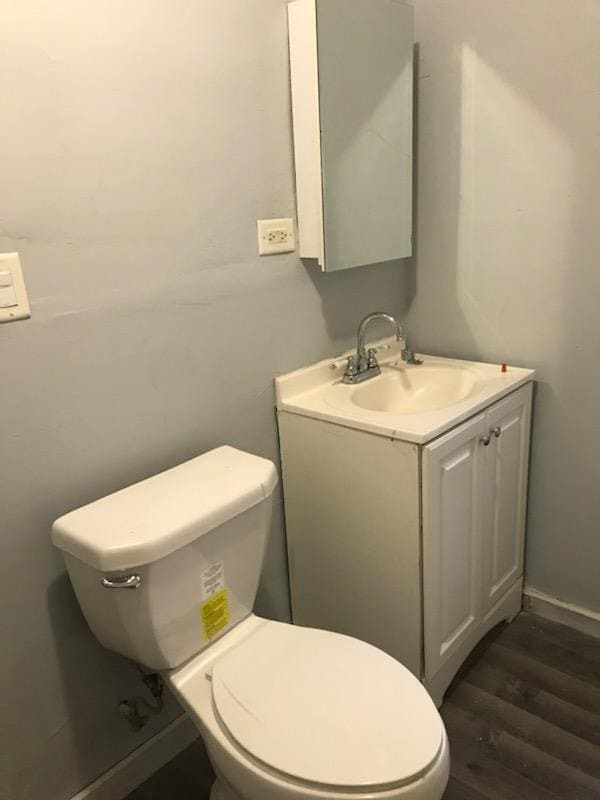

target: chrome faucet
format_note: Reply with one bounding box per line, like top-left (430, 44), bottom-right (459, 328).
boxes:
top-left (342, 312), bottom-right (422, 384)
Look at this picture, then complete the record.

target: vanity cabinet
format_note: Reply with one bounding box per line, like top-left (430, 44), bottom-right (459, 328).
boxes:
top-left (278, 382), bottom-right (532, 705)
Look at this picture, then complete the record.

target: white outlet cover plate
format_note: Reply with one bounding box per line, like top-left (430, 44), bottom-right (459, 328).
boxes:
top-left (257, 218), bottom-right (296, 255)
top-left (0, 252), bottom-right (30, 323)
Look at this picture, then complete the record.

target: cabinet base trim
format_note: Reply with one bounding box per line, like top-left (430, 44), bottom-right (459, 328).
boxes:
top-left (523, 586), bottom-right (600, 640)
top-left (424, 579), bottom-right (523, 708)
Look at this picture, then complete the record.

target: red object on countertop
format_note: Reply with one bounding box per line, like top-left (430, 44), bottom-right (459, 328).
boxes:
top-left (501, 363), bottom-right (508, 372)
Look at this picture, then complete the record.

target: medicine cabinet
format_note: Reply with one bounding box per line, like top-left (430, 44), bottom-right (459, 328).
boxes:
top-left (288, 0), bottom-right (414, 271)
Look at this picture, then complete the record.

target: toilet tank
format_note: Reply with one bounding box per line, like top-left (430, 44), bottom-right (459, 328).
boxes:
top-left (52, 446), bottom-right (278, 670)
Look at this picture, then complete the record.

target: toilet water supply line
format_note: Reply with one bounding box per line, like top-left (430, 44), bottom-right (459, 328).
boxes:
top-left (119, 664), bottom-right (165, 731)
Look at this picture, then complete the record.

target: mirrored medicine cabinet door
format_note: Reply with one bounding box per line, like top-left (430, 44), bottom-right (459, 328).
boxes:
top-left (288, 0), bottom-right (414, 272)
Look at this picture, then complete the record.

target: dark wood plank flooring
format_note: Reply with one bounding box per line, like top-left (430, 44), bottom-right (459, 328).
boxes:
top-left (442, 612), bottom-right (600, 800)
top-left (127, 612), bottom-right (600, 799)
top-left (125, 739), bottom-right (214, 800)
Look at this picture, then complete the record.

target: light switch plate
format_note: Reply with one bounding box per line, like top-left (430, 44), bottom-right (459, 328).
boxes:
top-left (0, 270), bottom-right (18, 309)
top-left (257, 218), bottom-right (295, 255)
top-left (0, 253), bottom-right (31, 323)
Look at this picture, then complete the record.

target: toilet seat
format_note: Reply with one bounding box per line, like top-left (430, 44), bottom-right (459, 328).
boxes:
top-left (211, 620), bottom-right (444, 791)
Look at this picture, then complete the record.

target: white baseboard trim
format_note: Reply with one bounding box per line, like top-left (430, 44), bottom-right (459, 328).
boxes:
top-left (523, 586), bottom-right (600, 640)
top-left (70, 715), bottom-right (199, 800)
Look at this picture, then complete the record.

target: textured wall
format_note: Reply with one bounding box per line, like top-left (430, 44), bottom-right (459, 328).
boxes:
top-left (408, 0), bottom-right (600, 613)
top-left (0, 3), bottom-right (408, 798)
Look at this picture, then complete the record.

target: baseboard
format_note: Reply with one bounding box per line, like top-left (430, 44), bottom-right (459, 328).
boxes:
top-left (70, 715), bottom-right (199, 800)
top-left (523, 586), bottom-right (600, 640)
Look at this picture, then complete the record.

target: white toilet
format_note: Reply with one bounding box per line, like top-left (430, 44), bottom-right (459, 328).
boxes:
top-left (52, 446), bottom-right (449, 800)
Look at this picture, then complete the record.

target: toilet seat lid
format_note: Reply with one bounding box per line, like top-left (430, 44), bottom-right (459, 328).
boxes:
top-left (211, 621), bottom-right (443, 789)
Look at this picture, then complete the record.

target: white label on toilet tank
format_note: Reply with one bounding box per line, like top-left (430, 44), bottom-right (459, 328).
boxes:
top-left (201, 561), bottom-right (225, 600)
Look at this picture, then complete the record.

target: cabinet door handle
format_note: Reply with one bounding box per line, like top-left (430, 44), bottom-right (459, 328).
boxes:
top-left (480, 434), bottom-right (491, 446)
top-left (492, 426), bottom-right (502, 438)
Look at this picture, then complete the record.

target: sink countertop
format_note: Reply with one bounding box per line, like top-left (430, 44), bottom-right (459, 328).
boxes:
top-left (275, 338), bottom-right (535, 444)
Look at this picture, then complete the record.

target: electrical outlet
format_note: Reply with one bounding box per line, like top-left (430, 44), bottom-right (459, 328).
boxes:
top-left (257, 218), bottom-right (295, 255)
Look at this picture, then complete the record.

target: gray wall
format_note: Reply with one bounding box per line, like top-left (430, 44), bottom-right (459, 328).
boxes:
top-left (408, 0), bottom-right (600, 613)
top-left (0, 3), bottom-right (407, 798)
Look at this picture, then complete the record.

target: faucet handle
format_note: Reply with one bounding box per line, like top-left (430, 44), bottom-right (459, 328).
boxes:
top-left (345, 355), bottom-right (358, 378)
top-left (402, 349), bottom-right (423, 366)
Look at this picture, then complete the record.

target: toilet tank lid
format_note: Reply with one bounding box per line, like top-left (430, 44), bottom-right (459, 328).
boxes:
top-left (51, 446), bottom-right (278, 572)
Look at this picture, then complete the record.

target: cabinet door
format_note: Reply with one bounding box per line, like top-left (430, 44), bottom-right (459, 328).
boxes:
top-left (481, 384), bottom-right (532, 613)
top-left (423, 413), bottom-right (487, 680)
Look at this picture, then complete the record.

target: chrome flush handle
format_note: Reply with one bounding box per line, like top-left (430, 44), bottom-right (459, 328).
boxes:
top-left (101, 574), bottom-right (142, 590)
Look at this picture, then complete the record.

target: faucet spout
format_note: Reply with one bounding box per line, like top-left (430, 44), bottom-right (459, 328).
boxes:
top-left (342, 311), bottom-right (421, 385)
top-left (357, 312), bottom-right (404, 371)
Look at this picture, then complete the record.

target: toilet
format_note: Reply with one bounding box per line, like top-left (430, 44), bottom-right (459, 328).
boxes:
top-left (52, 446), bottom-right (450, 800)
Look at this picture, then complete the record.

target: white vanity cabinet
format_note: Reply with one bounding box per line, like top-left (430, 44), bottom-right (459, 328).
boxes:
top-left (278, 382), bottom-right (532, 705)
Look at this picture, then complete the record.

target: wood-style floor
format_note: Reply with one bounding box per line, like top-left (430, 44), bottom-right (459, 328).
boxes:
top-left (127, 612), bottom-right (600, 800)
top-left (442, 612), bottom-right (600, 800)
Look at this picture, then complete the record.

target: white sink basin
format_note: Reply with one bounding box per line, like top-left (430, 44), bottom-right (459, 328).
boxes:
top-left (275, 338), bottom-right (535, 443)
top-left (348, 363), bottom-right (480, 415)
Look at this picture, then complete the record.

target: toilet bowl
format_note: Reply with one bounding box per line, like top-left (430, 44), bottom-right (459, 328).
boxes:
top-left (52, 446), bottom-right (449, 800)
top-left (170, 615), bottom-right (449, 800)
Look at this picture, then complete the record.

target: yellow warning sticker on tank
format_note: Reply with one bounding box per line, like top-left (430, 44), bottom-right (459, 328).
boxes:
top-left (200, 589), bottom-right (230, 641)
